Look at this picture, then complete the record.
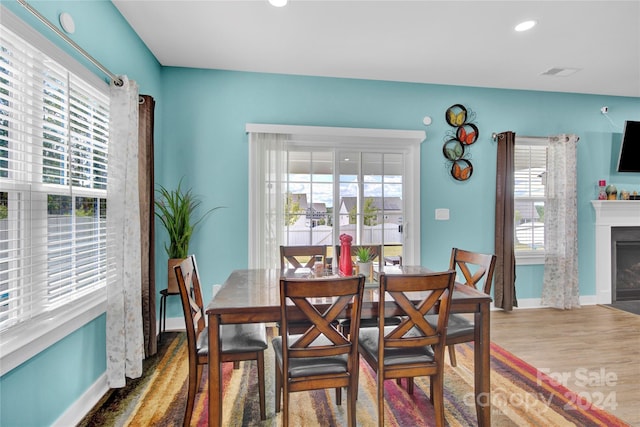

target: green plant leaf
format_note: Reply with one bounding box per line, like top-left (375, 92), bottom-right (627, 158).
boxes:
top-left (154, 177), bottom-right (224, 259)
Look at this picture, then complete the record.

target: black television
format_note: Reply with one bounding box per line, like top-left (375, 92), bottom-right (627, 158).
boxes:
top-left (617, 120), bottom-right (640, 173)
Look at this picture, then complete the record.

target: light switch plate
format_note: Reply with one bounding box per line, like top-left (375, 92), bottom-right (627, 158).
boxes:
top-left (435, 208), bottom-right (450, 220)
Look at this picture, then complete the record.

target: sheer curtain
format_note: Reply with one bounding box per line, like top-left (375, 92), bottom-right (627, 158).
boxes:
top-left (248, 132), bottom-right (289, 269)
top-left (106, 76), bottom-right (144, 387)
top-left (494, 131), bottom-right (517, 311)
top-left (541, 134), bottom-right (580, 309)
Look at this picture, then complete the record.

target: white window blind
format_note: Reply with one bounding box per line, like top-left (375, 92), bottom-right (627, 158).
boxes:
top-left (514, 140), bottom-right (547, 260)
top-left (0, 25), bottom-right (109, 332)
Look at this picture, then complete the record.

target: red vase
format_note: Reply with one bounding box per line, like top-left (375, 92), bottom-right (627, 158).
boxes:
top-left (339, 234), bottom-right (353, 276)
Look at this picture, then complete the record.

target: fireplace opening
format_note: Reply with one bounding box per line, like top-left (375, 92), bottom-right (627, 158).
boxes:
top-left (611, 227), bottom-right (640, 301)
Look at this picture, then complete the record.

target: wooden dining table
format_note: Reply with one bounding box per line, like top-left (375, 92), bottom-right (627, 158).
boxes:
top-left (205, 266), bottom-right (492, 426)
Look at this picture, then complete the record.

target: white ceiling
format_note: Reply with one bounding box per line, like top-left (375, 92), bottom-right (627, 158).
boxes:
top-left (112, 0), bottom-right (640, 97)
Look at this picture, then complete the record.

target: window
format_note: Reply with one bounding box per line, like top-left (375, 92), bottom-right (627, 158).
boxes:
top-left (284, 150), bottom-right (404, 260)
top-left (0, 11), bottom-right (109, 371)
top-left (514, 139), bottom-right (547, 264)
top-left (247, 124), bottom-right (424, 269)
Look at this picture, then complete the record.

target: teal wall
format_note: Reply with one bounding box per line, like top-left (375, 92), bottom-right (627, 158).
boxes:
top-left (1, 0), bottom-right (639, 425)
top-left (0, 315), bottom-right (107, 427)
top-left (157, 68), bottom-right (640, 313)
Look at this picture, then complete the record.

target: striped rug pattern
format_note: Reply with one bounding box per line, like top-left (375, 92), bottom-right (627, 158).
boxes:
top-left (79, 330), bottom-right (629, 426)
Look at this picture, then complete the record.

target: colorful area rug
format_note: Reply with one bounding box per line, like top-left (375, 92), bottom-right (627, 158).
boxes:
top-left (79, 330), bottom-right (629, 426)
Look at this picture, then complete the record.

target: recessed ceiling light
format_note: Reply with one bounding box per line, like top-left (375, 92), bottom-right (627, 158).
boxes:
top-left (269, 0), bottom-right (288, 7)
top-left (515, 20), bottom-right (537, 32)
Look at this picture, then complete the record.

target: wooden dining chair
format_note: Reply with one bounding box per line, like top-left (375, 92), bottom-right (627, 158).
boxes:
top-left (272, 274), bottom-right (365, 427)
top-left (358, 270), bottom-right (456, 427)
top-left (435, 248), bottom-right (497, 367)
top-left (335, 244), bottom-right (402, 334)
top-left (174, 255), bottom-right (268, 426)
top-left (279, 245), bottom-right (329, 334)
top-left (280, 244), bottom-right (327, 270)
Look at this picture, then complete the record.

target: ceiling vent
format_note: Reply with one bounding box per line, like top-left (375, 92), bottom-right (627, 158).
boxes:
top-left (541, 67), bottom-right (581, 77)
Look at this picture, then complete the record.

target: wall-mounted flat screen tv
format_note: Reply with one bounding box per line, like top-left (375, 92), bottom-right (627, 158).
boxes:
top-left (617, 120), bottom-right (640, 173)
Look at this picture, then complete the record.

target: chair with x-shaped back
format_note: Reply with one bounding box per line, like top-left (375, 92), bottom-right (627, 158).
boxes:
top-left (272, 274), bottom-right (365, 427)
top-left (335, 244), bottom-right (402, 335)
top-left (280, 245), bottom-right (327, 271)
top-left (429, 247), bottom-right (496, 367)
top-left (358, 270), bottom-right (456, 427)
top-left (174, 255), bottom-right (268, 426)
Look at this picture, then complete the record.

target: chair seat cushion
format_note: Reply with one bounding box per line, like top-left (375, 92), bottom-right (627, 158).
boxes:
top-left (197, 323), bottom-right (268, 357)
top-left (359, 326), bottom-right (435, 366)
top-left (425, 313), bottom-right (474, 339)
top-left (272, 334), bottom-right (348, 378)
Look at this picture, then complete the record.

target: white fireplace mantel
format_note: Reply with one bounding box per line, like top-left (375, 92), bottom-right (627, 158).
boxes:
top-left (592, 200), bottom-right (640, 303)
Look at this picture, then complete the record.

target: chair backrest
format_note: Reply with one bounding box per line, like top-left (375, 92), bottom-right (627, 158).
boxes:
top-left (280, 245), bottom-right (327, 270)
top-left (377, 270), bottom-right (456, 363)
top-left (174, 255), bottom-right (205, 355)
top-left (279, 275), bottom-right (365, 364)
top-left (334, 244), bottom-right (382, 264)
top-left (449, 248), bottom-right (497, 295)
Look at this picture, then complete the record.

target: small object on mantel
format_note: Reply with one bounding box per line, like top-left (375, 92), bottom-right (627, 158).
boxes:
top-left (597, 180), bottom-right (607, 200)
top-left (606, 184), bottom-right (618, 200)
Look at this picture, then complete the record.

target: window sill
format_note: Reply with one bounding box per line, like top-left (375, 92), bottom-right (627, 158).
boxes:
top-left (515, 252), bottom-right (545, 265)
top-left (0, 288), bottom-right (106, 376)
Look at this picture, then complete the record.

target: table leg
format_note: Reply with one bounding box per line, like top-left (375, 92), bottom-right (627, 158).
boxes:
top-left (208, 314), bottom-right (222, 427)
top-left (474, 303), bottom-right (491, 426)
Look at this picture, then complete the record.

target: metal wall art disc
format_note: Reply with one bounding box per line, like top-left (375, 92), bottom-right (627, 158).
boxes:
top-left (451, 159), bottom-right (473, 181)
top-left (445, 104), bottom-right (468, 126)
top-left (456, 123), bottom-right (479, 145)
top-left (443, 139), bottom-right (465, 161)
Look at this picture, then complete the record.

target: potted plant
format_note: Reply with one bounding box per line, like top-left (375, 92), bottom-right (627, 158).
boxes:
top-left (155, 178), bottom-right (222, 293)
top-left (355, 247), bottom-right (374, 281)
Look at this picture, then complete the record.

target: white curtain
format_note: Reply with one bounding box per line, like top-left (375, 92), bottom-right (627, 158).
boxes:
top-left (541, 134), bottom-right (580, 309)
top-left (106, 76), bottom-right (144, 387)
top-left (248, 132), bottom-right (288, 269)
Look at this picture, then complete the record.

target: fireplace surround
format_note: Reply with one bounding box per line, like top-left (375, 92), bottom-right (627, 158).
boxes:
top-left (592, 200), bottom-right (640, 304)
top-left (611, 227), bottom-right (640, 300)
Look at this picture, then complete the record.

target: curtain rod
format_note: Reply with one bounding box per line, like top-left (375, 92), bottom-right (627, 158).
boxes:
top-left (491, 132), bottom-right (579, 143)
top-left (491, 132), bottom-right (547, 141)
top-left (17, 0), bottom-right (123, 86)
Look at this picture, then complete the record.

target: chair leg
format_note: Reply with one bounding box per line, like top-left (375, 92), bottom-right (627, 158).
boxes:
top-left (274, 362), bottom-right (282, 413)
top-left (183, 361), bottom-right (198, 427)
top-left (431, 373), bottom-right (445, 427)
top-left (347, 377), bottom-right (357, 427)
top-left (355, 354), bottom-right (360, 401)
top-left (406, 377), bottom-right (414, 395)
top-left (233, 361), bottom-right (240, 369)
top-left (257, 352), bottom-right (266, 420)
top-left (448, 345), bottom-right (458, 367)
top-left (335, 386), bottom-right (342, 405)
top-left (377, 376), bottom-right (385, 427)
top-left (196, 364), bottom-right (203, 392)
top-left (429, 376), bottom-right (434, 403)
top-left (282, 378), bottom-right (289, 427)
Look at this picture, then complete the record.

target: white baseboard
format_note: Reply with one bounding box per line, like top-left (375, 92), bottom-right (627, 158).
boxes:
top-left (162, 316), bottom-right (186, 332)
top-left (52, 373), bottom-right (108, 427)
top-left (510, 295), bottom-right (598, 309)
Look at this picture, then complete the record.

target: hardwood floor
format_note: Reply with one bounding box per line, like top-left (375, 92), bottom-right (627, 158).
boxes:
top-left (490, 305), bottom-right (640, 426)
